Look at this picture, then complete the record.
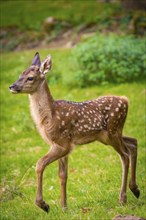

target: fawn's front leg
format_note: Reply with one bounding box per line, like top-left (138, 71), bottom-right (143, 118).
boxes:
top-left (35, 145), bottom-right (69, 213)
top-left (58, 156), bottom-right (68, 210)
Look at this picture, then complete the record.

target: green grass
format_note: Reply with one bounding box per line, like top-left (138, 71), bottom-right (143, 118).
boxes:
top-left (0, 0), bottom-right (120, 30)
top-left (0, 49), bottom-right (145, 220)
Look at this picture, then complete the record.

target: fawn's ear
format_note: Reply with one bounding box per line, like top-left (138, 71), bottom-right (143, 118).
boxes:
top-left (40, 55), bottom-right (52, 76)
top-left (31, 52), bottom-right (41, 67)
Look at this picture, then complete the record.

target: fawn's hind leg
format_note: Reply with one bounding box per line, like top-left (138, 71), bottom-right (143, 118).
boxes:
top-left (109, 134), bottom-right (129, 204)
top-left (123, 136), bottom-right (140, 199)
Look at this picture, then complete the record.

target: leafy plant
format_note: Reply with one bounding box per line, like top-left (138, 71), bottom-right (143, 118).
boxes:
top-left (71, 34), bottom-right (145, 87)
top-left (48, 70), bottom-right (61, 85)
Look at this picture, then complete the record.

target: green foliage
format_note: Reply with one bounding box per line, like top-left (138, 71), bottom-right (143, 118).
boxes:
top-left (0, 1), bottom-right (119, 30)
top-left (71, 34), bottom-right (145, 87)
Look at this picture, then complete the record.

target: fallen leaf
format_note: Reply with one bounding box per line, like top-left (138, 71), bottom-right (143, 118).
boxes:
top-left (81, 207), bottom-right (91, 214)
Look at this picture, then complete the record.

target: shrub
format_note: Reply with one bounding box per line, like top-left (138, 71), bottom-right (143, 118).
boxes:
top-left (71, 34), bottom-right (145, 87)
top-left (48, 69), bottom-right (61, 85)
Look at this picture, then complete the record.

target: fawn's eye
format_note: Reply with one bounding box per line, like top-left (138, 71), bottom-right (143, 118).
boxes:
top-left (27, 77), bottom-right (34, 81)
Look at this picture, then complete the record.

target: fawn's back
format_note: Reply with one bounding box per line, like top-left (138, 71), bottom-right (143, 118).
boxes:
top-left (44, 95), bottom-right (128, 146)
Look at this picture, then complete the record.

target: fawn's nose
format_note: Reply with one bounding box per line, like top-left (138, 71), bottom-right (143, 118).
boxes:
top-left (9, 83), bottom-right (20, 93)
top-left (9, 84), bottom-right (16, 90)
top-left (9, 85), bottom-right (13, 90)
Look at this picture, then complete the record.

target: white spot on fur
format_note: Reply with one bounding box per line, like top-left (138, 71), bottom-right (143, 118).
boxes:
top-left (105, 114), bottom-right (109, 119)
top-left (76, 123), bottom-right (79, 127)
top-left (94, 118), bottom-right (97, 123)
top-left (62, 121), bottom-right (65, 126)
top-left (78, 126), bottom-right (83, 131)
top-left (105, 106), bottom-right (110, 110)
top-left (111, 112), bottom-right (114, 117)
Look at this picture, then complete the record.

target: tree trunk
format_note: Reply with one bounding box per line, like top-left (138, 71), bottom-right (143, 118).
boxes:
top-left (121, 0), bottom-right (145, 10)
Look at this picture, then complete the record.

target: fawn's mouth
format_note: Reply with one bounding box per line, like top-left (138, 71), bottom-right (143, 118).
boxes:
top-left (9, 87), bottom-right (21, 94)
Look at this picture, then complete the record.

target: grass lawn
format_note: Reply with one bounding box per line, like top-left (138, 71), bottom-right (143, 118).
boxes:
top-left (0, 49), bottom-right (145, 220)
top-left (0, 0), bottom-right (119, 30)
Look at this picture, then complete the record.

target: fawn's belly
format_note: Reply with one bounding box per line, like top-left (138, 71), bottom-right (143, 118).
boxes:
top-left (72, 129), bottom-right (109, 146)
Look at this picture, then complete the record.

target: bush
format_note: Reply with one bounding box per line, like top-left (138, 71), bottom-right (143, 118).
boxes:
top-left (71, 34), bottom-right (145, 87)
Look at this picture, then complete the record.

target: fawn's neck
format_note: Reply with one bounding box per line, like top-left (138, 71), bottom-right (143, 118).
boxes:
top-left (29, 79), bottom-right (54, 126)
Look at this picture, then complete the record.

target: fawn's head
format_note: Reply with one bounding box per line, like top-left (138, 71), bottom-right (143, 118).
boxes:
top-left (9, 52), bottom-right (52, 94)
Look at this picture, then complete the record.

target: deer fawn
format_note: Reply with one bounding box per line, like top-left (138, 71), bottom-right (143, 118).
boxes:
top-left (9, 52), bottom-right (140, 213)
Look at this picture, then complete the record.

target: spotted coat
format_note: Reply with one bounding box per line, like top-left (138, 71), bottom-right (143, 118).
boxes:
top-left (48, 95), bottom-right (128, 146)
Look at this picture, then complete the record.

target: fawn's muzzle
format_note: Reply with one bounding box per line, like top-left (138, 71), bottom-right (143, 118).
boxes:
top-left (9, 84), bottom-right (21, 94)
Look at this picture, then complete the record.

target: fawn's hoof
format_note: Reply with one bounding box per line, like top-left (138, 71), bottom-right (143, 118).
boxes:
top-left (119, 194), bottom-right (127, 205)
top-left (35, 200), bottom-right (50, 213)
top-left (130, 186), bottom-right (140, 198)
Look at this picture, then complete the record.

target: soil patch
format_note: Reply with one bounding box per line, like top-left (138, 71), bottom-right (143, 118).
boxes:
top-left (0, 24), bottom-right (97, 52)
top-left (113, 214), bottom-right (146, 220)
